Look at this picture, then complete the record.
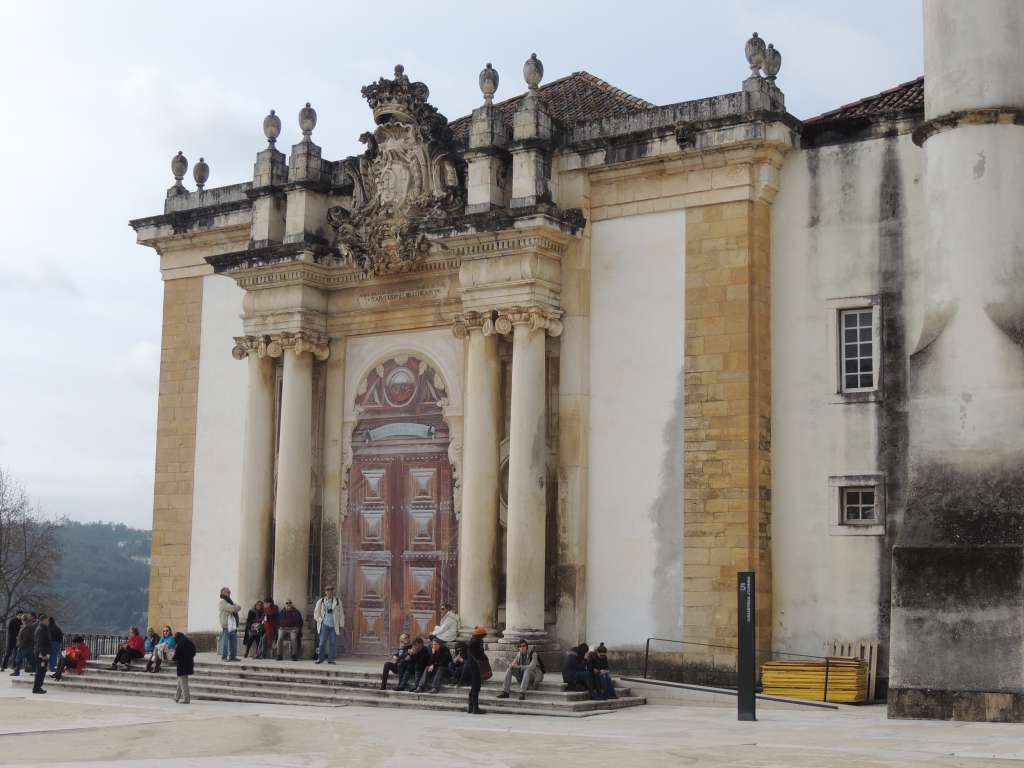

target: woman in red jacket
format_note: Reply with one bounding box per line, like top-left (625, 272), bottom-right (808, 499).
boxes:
top-left (52, 636), bottom-right (91, 681)
top-left (111, 627), bottom-right (145, 670)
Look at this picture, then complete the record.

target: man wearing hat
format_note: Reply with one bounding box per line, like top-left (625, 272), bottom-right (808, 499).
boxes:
top-left (275, 599), bottom-right (303, 661)
top-left (313, 586), bottom-right (343, 664)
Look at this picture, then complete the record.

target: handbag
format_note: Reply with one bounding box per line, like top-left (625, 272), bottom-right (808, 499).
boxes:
top-left (478, 656), bottom-right (493, 681)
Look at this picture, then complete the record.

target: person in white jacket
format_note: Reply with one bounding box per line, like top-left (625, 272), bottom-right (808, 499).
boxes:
top-left (313, 586), bottom-right (344, 664)
top-left (430, 603), bottom-right (460, 644)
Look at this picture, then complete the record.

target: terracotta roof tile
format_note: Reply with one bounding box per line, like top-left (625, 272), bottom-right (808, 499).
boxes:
top-left (807, 77), bottom-right (924, 123)
top-left (449, 71), bottom-right (653, 143)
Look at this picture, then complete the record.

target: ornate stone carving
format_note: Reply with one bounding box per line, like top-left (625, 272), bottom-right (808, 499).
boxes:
top-left (479, 63), bottom-right (499, 105)
top-left (232, 332), bottom-right (330, 361)
top-left (327, 66), bottom-right (465, 276)
top-left (745, 32), bottom-right (766, 76)
top-left (763, 44), bottom-right (782, 82)
top-left (298, 102), bottom-right (317, 140)
top-left (523, 53), bottom-right (543, 90)
top-left (495, 306), bottom-right (562, 337)
top-left (451, 311), bottom-right (489, 338)
top-left (263, 109), bottom-right (281, 147)
top-left (170, 151), bottom-right (188, 187)
top-left (192, 157), bottom-right (209, 190)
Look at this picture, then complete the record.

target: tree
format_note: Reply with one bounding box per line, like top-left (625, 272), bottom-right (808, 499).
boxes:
top-left (0, 468), bottom-right (62, 626)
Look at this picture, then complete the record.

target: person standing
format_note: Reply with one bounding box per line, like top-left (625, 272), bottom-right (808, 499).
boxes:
top-left (218, 587), bottom-right (241, 662)
top-left (275, 599), bottom-right (303, 661)
top-left (496, 640), bottom-right (544, 701)
top-left (11, 612), bottom-right (37, 677)
top-left (459, 625), bottom-right (490, 715)
top-left (173, 632), bottom-right (196, 704)
top-left (46, 618), bottom-right (63, 672)
top-left (31, 614), bottom-right (51, 694)
top-left (313, 586), bottom-right (343, 665)
top-left (2, 611), bottom-right (22, 671)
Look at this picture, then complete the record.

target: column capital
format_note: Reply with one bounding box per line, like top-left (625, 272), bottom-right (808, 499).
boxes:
top-left (452, 311), bottom-right (489, 339)
top-left (495, 305), bottom-right (562, 337)
top-left (234, 332), bottom-right (330, 361)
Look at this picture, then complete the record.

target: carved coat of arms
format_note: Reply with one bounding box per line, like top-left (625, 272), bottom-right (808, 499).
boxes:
top-left (328, 66), bottom-right (464, 275)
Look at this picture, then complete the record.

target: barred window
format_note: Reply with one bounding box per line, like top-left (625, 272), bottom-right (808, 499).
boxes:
top-left (841, 487), bottom-right (878, 525)
top-left (840, 308), bottom-right (874, 392)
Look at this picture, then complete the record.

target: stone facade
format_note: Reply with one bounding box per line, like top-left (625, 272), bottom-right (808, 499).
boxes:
top-left (129, 2), bottom-right (1024, 723)
top-left (148, 276), bottom-right (203, 630)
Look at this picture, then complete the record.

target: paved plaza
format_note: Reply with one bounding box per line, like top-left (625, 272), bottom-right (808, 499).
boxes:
top-left (2, 675), bottom-right (1022, 766)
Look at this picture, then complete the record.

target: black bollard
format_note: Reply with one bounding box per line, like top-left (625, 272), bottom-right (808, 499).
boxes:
top-left (737, 571), bottom-right (756, 721)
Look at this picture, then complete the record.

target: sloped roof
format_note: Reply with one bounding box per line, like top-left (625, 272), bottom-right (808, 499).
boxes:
top-left (449, 71), bottom-right (653, 142)
top-left (807, 77), bottom-right (924, 123)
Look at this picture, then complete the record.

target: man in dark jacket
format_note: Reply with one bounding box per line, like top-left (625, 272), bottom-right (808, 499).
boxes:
top-left (380, 632), bottom-right (411, 690)
top-left (415, 638), bottom-right (453, 693)
top-left (397, 637), bottom-right (428, 691)
top-left (32, 615), bottom-right (51, 694)
top-left (274, 599), bottom-right (303, 661)
top-left (173, 632), bottom-right (197, 704)
top-left (47, 619), bottom-right (63, 672)
top-left (2, 611), bottom-right (22, 670)
top-left (11, 612), bottom-right (37, 676)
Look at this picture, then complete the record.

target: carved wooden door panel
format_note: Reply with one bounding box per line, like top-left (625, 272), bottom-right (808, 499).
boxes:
top-left (400, 454), bottom-right (456, 643)
top-left (347, 457), bottom-right (399, 654)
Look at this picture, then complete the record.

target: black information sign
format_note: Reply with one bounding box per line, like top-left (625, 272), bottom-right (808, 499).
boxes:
top-left (737, 571), bottom-right (756, 721)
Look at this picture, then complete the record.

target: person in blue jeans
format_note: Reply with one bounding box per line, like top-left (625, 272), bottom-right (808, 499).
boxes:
top-left (218, 587), bottom-right (242, 661)
top-left (47, 619), bottom-right (63, 672)
top-left (313, 586), bottom-right (343, 664)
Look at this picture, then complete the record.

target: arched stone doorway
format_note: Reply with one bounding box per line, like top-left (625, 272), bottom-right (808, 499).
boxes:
top-left (343, 354), bottom-right (457, 654)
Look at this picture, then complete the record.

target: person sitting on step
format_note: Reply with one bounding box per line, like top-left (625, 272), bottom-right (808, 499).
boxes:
top-left (275, 599), bottom-right (303, 661)
top-left (111, 627), bottom-right (145, 671)
top-left (448, 640), bottom-right (466, 683)
top-left (52, 636), bottom-right (90, 681)
top-left (143, 627), bottom-right (159, 658)
top-left (561, 642), bottom-right (596, 697)
top-left (243, 600), bottom-right (265, 658)
top-left (415, 638), bottom-right (453, 693)
top-left (497, 640), bottom-right (544, 701)
top-left (397, 637), bottom-right (428, 691)
top-left (590, 642), bottom-right (617, 700)
top-left (146, 626), bottom-right (176, 673)
top-left (380, 633), bottom-right (411, 690)
top-left (429, 602), bottom-right (459, 644)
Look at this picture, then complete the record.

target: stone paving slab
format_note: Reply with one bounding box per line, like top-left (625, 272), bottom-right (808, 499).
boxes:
top-left (3, 675), bottom-right (1024, 766)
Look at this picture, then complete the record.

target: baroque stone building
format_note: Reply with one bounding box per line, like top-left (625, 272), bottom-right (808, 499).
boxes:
top-left (131, 0), bottom-right (1024, 722)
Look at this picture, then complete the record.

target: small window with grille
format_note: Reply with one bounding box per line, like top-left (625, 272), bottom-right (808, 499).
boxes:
top-left (840, 308), bottom-right (875, 392)
top-left (841, 487), bottom-right (878, 525)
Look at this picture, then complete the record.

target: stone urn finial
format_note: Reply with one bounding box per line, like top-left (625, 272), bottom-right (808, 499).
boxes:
top-left (299, 102), bottom-right (317, 140)
top-left (745, 32), bottom-right (766, 76)
top-left (479, 63), bottom-right (499, 105)
top-left (263, 109), bottom-right (281, 147)
top-left (171, 151), bottom-right (188, 186)
top-left (193, 157), bottom-right (209, 191)
top-left (523, 52), bottom-right (543, 91)
top-left (763, 43), bottom-right (782, 82)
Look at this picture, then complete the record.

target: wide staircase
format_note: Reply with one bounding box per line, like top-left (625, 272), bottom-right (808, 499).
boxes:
top-left (12, 657), bottom-right (645, 717)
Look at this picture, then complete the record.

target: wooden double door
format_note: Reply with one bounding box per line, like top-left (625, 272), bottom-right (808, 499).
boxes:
top-left (345, 445), bottom-right (456, 654)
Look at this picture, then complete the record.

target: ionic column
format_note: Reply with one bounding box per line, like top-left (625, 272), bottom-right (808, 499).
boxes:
top-left (453, 313), bottom-right (501, 634)
top-left (501, 306), bottom-right (561, 641)
top-left (270, 332), bottom-right (329, 609)
top-left (232, 336), bottom-right (276, 606)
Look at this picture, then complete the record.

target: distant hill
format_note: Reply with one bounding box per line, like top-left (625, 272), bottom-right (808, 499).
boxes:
top-left (49, 521), bottom-right (151, 634)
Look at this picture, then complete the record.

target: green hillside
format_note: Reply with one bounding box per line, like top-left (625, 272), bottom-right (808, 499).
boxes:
top-left (49, 521), bottom-right (151, 633)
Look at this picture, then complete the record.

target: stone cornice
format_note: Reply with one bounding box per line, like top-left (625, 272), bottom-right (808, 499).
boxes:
top-left (130, 198), bottom-right (253, 236)
top-left (912, 106), bottom-right (1024, 147)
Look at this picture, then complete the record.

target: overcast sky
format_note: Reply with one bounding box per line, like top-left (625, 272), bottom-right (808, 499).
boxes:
top-left (0, 1), bottom-right (923, 529)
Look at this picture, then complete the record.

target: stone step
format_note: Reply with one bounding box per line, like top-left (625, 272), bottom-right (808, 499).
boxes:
top-left (13, 674), bottom-right (643, 717)
top-left (61, 667), bottom-right (638, 713)
top-left (87, 659), bottom-right (632, 697)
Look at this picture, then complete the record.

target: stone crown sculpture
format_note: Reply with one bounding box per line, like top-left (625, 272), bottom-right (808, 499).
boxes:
top-left (479, 63), bottom-right (499, 105)
top-left (299, 102), bottom-right (317, 139)
top-left (263, 109), bottom-right (281, 146)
